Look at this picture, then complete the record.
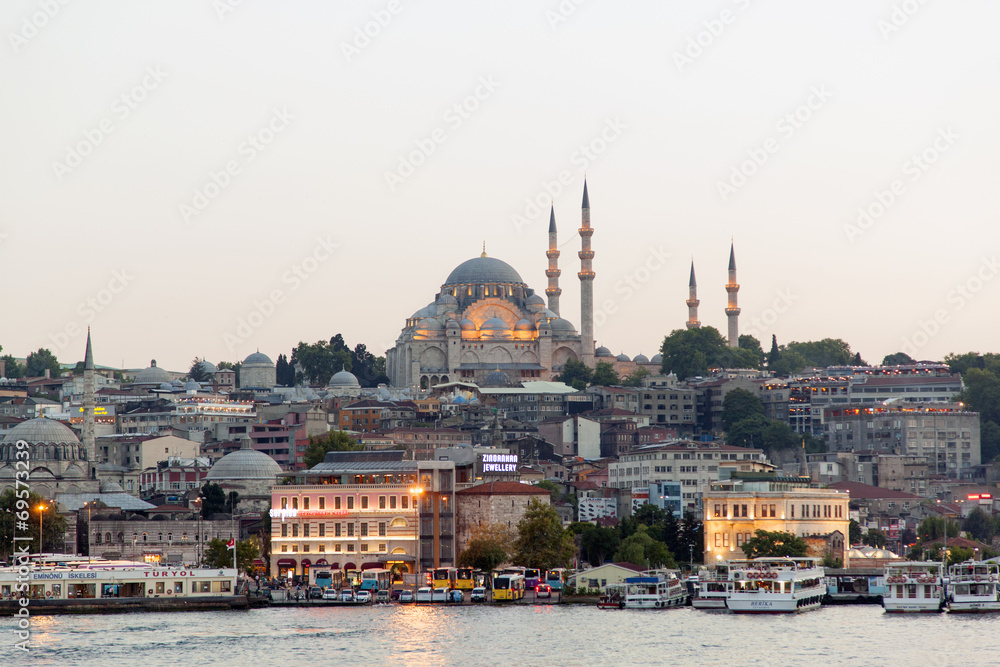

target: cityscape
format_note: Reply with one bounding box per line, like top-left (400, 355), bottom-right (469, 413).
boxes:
top-left (3, 1), bottom-right (1000, 665)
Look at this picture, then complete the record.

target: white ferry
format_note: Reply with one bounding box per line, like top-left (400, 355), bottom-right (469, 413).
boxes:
top-left (882, 561), bottom-right (944, 613)
top-left (726, 557), bottom-right (824, 614)
top-left (947, 561), bottom-right (1000, 614)
top-left (598, 571), bottom-right (688, 609)
top-left (691, 564), bottom-right (730, 610)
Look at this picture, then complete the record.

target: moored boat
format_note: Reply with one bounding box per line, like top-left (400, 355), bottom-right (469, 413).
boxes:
top-left (597, 571), bottom-right (688, 609)
top-left (691, 564), bottom-right (730, 610)
top-left (947, 561), bottom-right (1000, 613)
top-left (726, 557), bottom-right (824, 614)
top-left (882, 561), bottom-right (944, 613)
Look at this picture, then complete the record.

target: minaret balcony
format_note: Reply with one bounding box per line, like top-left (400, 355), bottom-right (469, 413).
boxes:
top-left (578, 250), bottom-right (595, 260)
top-left (578, 228), bottom-right (594, 237)
top-left (726, 283), bottom-right (740, 292)
top-left (545, 269), bottom-right (562, 278)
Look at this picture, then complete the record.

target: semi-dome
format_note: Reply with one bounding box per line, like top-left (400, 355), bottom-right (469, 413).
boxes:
top-left (134, 360), bottom-right (171, 385)
top-left (459, 318), bottom-right (476, 331)
top-left (436, 293), bottom-right (458, 306)
top-left (595, 346), bottom-right (613, 357)
top-left (328, 370), bottom-right (360, 387)
top-left (1, 417), bottom-right (80, 447)
top-left (526, 294), bottom-right (546, 306)
top-left (204, 444), bottom-right (282, 481)
top-left (549, 318), bottom-right (576, 332)
top-left (417, 318), bottom-right (444, 330)
top-left (633, 354), bottom-right (650, 364)
top-left (100, 480), bottom-right (125, 493)
top-left (616, 353), bottom-right (631, 362)
top-left (514, 318), bottom-right (534, 331)
top-left (444, 256), bottom-right (524, 286)
top-left (479, 317), bottom-right (510, 331)
top-left (243, 351), bottom-right (273, 366)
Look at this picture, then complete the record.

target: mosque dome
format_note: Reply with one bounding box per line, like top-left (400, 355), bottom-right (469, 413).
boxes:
top-left (134, 360), bottom-right (171, 385)
top-left (194, 360), bottom-right (217, 376)
top-left (183, 380), bottom-right (200, 391)
top-left (459, 318), bottom-right (476, 331)
top-left (616, 353), bottom-right (631, 362)
top-left (2, 417), bottom-right (80, 447)
top-left (100, 480), bottom-right (125, 493)
top-left (444, 257), bottom-right (525, 286)
top-left (480, 317), bottom-right (510, 331)
top-left (651, 354), bottom-right (663, 364)
top-left (204, 444), bottom-right (282, 481)
top-left (446, 319), bottom-right (460, 330)
top-left (514, 318), bottom-right (534, 331)
top-left (328, 370), bottom-right (361, 387)
top-left (595, 346), bottom-right (613, 357)
top-left (417, 318), bottom-right (444, 330)
top-left (243, 351), bottom-right (273, 366)
top-left (483, 370), bottom-right (512, 387)
top-left (437, 293), bottom-right (458, 306)
top-left (633, 354), bottom-right (650, 364)
top-left (549, 318), bottom-right (576, 332)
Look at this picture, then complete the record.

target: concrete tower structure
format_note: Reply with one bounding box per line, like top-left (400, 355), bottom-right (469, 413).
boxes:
top-left (82, 328), bottom-right (96, 477)
top-left (545, 205), bottom-right (562, 317)
top-left (686, 260), bottom-right (700, 329)
top-left (578, 180), bottom-right (595, 368)
top-left (725, 242), bottom-right (741, 348)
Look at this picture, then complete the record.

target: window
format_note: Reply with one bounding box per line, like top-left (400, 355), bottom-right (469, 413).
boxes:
top-left (347, 497), bottom-right (354, 510)
top-left (379, 522), bottom-right (386, 537)
top-left (334, 544), bottom-right (342, 552)
top-left (741, 504), bottom-right (748, 518)
top-left (770, 504), bottom-right (776, 518)
top-left (303, 497), bottom-right (310, 510)
top-left (714, 533), bottom-right (721, 547)
top-left (347, 544), bottom-right (355, 552)
top-left (319, 524), bottom-right (325, 537)
top-left (319, 497), bottom-right (325, 510)
top-left (390, 496), bottom-right (397, 510)
top-left (335, 523), bottom-right (342, 537)
top-left (347, 523), bottom-right (354, 537)
top-left (335, 497), bottom-right (341, 510)
top-left (714, 504), bottom-right (721, 518)
top-left (378, 543), bottom-right (386, 552)
top-left (281, 544), bottom-right (287, 552)
top-left (361, 544), bottom-right (368, 552)
top-left (361, 496), bottom-right (369, 509)
top-left (791, 505), bottom-right (795, 518)
top-left (379, 496), bottom-right (386, 509)
top-left (291, 524), bottom-right (298, 538)
top-left (292, 498), bottom-right (298, 510)
top-left (361, 523), bottom-right (368, 537)
top-left (281, 497), bottom-right (288, 509)
top-left (722, 533), bottom-right (729, 547)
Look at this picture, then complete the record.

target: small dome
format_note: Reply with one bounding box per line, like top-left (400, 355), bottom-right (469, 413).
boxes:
top-left (549, 318), bottom-right (576, 332)
top-left (483, 370), bottom-right (511, 387)
top-left (328, 370), bottom-right (360, 387)
top-left (158, 382), bottom-right (174, 391)
top-left (459, 319), bottom-right (476, 330)
top-left (480, 317), bottom-right (510, 331)
top-left (651, 354), bottom-right (663, 364)
top-left (446, 319), bottom-right (460, 330)
top-left (514, 318), bottom-right (534, 331)
top-left (633, 354), bottom-right (650, 364)
top-left (183, 380), bottom-right (200, 391)
top-left (412, 305), bottom-right (436, 319)
top-left (134, 360), bottom-right (171, 385)
top-left (100, 480), bottom-right (125, 493)
top-left (595, 346), bottom-right (613, 357)
top-left (194, 360), bottom-right (217, 376)
top-left (205, 444), bottom-right (283, 481)
top-left (417, 318), bottom-right (444, 330)
top-left (1, 417), bottom-right (80, 447)
top-left (616, 353), bottom-right (631, 362)
top-left (437, 293), bottom-right (458, 306)
top-left (526, 294), bottom-right (546, 305)
top-left (243, 351), bottom-right (273, 366)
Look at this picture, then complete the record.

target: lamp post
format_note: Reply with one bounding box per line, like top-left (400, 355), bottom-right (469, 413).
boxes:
top-left (410, 487), bottom-right (423, 588)
top-left (84, 502), bottom-right (92, 563)
top-left (38, 504), bottom-right (47, 555)
top-left (193, 498), bottom-right (203, 565)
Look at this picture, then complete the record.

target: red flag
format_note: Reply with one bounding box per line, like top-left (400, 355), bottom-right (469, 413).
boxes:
top-left (227, 538), bottom-right (235, 548)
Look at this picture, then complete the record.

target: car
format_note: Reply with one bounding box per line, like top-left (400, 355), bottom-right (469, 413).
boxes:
top-left (356, 590), bottom-right (371, 603)
top-left (390, 589), bottom-right (402, 601)
top-left (399, 589), bottom-right (415, 603)
top-left (535, 584), bottom-right (552, 599)
top-left (431, 587), bottom-right (449, 603)
top-left (448, 590), bottom-right (464, 603)
top-left (308, 587), bottom-right (323, 600)
top-left (339, 590), bottom-right (355, 602)
top-left (322, 588), bottom-right (339, 600)
top-left (470, 587), bottom-right (487, 603)
top-left (415, 587), bottom-right (433, 603)
top-left (375, 590), bottom-right (390, 604)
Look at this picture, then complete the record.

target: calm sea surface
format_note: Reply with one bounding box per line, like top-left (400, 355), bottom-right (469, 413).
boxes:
top-left (10, 604), bottom-right (1000, 667)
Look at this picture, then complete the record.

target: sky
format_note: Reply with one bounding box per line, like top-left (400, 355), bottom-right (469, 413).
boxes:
top-left (2, 1), bottom-right (999, 373)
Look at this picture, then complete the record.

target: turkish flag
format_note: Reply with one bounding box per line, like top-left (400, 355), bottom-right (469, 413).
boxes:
top-left (227, 538), bottom-right (235, 548)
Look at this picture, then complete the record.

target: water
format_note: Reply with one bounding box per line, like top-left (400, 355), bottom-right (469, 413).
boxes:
top-left (10, 604), bottom-right (999, 666)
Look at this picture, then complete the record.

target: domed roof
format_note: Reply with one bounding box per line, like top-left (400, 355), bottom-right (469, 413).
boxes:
top-left (328, 370), bottom-right (360, 387)
top-left (183, 380), bottom-right (200, 391)
top-left (444, 257), bottom-right (524, 286)
top-left (514, 318), bottom-right (534, 331)
top-left (595, 346), bottom-right (613, 357)
top-left (633, 354), bottom-right (650, 364)
top-left (411, 305), bottom-right (436, 319)
top-left (243, 351), bottom-right (273, 366)
top-left (417, 318), bottom-right (444, 330)
top-left (616, 353), bottom-right (631, 362)
top-left (1, 417), bottom-right (80, 446)
top-left (134, 360), bottom-right (171, 385)
top-left (446, 319), bottom-right (460, 330)
top-left (459, 319), bottom-right (476, 330)
top-left (549, 318), bottom-right (576, 332)
top-left (204, 444), bottom-right (282, 481)
top-left (651, 354), bottom-right (663, 364)
top-left (158, 382), bottom-right (174, 391)
top-left (437, 293), bottom-right (458, 306)
top-left (194, 360), bottom-right (217, 375)
top-left (100, 480), bottom-right (125, 493)
top-left (483, 370), bottom-right (512, 386)
top-left (526, 294), bottom-right (546, 305)
top-left (480, 317), bottom-right (510, 330)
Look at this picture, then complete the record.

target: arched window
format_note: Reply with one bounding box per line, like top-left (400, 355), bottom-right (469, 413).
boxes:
top-left (158, 533), bottom-right (163, 542)
top-left (390, 517), bottom-right (408, 528)
top-left (105, 533), bottom-right (112, 543)
top-left (94, 532), bottom-right (102, 544)
top-left (117, 532), bottom-right (124, 543)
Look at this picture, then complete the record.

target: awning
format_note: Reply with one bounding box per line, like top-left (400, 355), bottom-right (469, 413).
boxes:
top-left (380, 555), bottom-right (415, 563)
top-left (276, 559), bottom-right (296, 567)
top-left (300, 559), bottom-right (312, 566)
top-left (343, 562), bottom-right (357, 570)
top-left (252, 558), bottom-right (266, 566)
top-left (361, 562), bottom-right (383, 571)
top-left (314, 559), bottom-right (329, 566)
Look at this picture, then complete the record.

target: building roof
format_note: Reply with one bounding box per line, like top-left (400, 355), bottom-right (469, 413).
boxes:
top-left (204, 443), bottom-right (282, 480)
top-left (828, 481), bottom-right (923, 500)
top-left (456, 481), bottom-right (550, 496)
top-left (243, 351), bottom-right (274, 366)
top-left (56, 493), bottom-right (156, 512)
top-left (328, 370), bottom-right (360, 387)
top-left (1, 416), bottom-right (80, 447)
top-left (443, 256), bottom-right (525, 286)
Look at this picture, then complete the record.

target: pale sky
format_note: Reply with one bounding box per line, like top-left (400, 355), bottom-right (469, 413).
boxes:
top-left (2, 1), bottom-right (998, 373)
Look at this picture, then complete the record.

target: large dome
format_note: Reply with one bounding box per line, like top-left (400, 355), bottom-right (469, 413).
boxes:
top-left (328, 370), bottom-right (361, 387)
top-left (243, 351), bottom-right (273, 366)
top-left (1, 417), bottom-right (80, 446)
top-left (444, 257), bottom-right (524, 286)
top-left (204, 446), bottom-right (282, 481)
top-left (134, 360), bottom-right (171, 385)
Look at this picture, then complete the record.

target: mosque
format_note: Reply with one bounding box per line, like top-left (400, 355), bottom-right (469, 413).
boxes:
top-left (387, 182), bottom-right (597, 389)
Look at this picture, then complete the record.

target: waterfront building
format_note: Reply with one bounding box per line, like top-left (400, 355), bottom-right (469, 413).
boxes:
top-left (87, 511), bottom-right (239, 565)
top-left (454, 480), bottom-right (550, 555)
top-left (270, 451), bottom-right (456, 581)
top-left (568, 562), bottom-right (644, 593)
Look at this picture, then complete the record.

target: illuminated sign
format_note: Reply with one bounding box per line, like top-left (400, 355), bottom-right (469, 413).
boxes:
top-left (481, 454), bottom-right (518, 473)
top-left (269, 508), bottom-right (350, 521)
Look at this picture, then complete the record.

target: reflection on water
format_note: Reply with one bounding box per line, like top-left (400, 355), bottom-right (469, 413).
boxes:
top-left (15, 604), bottom-right (1000, 667)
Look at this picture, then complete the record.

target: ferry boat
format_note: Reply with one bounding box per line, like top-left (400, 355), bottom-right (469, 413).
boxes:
top-left (726, 557), bottom-right (824, 614)
top-left (882, 561), bottom-right (944, 613)
top-left (822, 568), bottom-right (886, 604)
top-left (691, 564), bottom-right (730, 610)
top-left (598, 571), bottom-right (688, 609)
top-left (947, 561), bottom-right (1000, 614)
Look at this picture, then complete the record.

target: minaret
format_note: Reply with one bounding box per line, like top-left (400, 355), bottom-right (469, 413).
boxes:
top-left (578, 180), bottom-right (595, 367)
top-left (545, 205), bottom-right (562, 316)
top-left (686, 260), bottom-right (700, 329)
top-left (725, 241), bottom-right (741, 348)
top-left (82, 328), bottom-right (96, 477)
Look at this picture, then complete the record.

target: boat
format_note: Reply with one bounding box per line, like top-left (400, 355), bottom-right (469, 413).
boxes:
top-left (726, 557), bottom-right (824, 614)
top-left (598, 571), bottom-right (688, 609)
top-left (882, 561), bottom-right (944, 613)
top-left (947, 561), bottom-right (1000, 613)
top-left (822, 568), bottom-right (886, 604)
top-left (691, 564), bottom-right (730, 610)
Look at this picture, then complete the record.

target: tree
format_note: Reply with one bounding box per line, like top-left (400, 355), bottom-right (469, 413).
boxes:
top-left (25, 348), bottom-right (60, 378)
top-left (535, 480), bottom-right (561, 503)
top-left (612, 525), bottom-right (676, 569)
top-left (963, 507), bottom-right (996, 543)
top-left (917, 516), bottom-right (961, 542)
top-left (188, 357), bottom-right (213, 382)
top-left (620, 366), bottom-right (650, 388)
top-left (721, 389), bottom-right (765, 432)
top-left (513, 498), bottom-right (576, 571)
top-left (579, 525), bottom-right (620, 567)
top-left (882, 352), bottom-right (914, 366)
top-left (678, 512), bottom-right (703, 564)
top-left (1, 354), bottom-right (25, 379)
top-left (202, 536), bottom-right (260, 572)
top-left (350, 343), bottom-right (390, 387)
top-left (590, 361), bottom-right (619, 387)
top-left (659, 327), bottom-right (758, 380)
top-left (458, 523), bottom-right (514, 574)
top-left (725, 414), bottom-right (768, 448)
top-left (849, 519), bottom-right (862, 545)
top-left (291, 338), bottom-right (352, 386)
top-left (556, 359), bottom-right (592, 391)
top-left (0, 489), bottom-right (66, 559)
top-left (275, 354), bottom-right (295, 386)
top-left (198, 483), bottom-right (230, 518)
top-left (303, 431), bottom-right (364, 468)
top-left (739, 335), bottom-right (765, 367)
top-left (768, 338), bottom-right (856, 376)
top-left (740, 530), bottom-right (809, 558)
top-left (862, 529), bottom-right (887, 548)
top-left (767, 334), bottom-right (781, 369)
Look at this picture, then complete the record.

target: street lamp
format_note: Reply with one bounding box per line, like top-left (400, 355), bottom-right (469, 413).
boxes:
top-left (83, 502), bottom-right (93, 563)
top-left (410, 487), bottom-right (423, 587)
top-left (37, 504), bottom-right (47, 555)
top-left (193, 498), bottom-right (203, 565)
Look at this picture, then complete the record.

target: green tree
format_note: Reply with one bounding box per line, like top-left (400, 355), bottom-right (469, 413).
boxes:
top-left (556, 359), bottom-right (592, 391)
top-left (613, 524), bottom-right (676, 569)
top-left (350, 343), bottom-right (390, 387)
top-left (620, 367), bottom-right (650, 388)
top-left (739, 335), bottom-right (765, 367)
top-left (275, 354), bottom-right (295, 386)
top-left (291, 338), bottom-right (352, 386)
top-left (590, 361), bottom-right (620, 387)
top-left (188, 357), bottom-right (213, 382)
top-left (659, 327), bottom-right (758, 380)
top-left (579, 525), bottom-right (620, 567)
top-left (0, 489), bottom-right (66, 558)
top-left (740, 530), bottom-right (809, 558)
top-left (767, 334), bottom-right (781, 369)
top-left (202, 536), bottom-right (260, 572)
top-left (721, 388), bottom-right (765, 432)
top-left (25, 348), bottom-right (60, 377)
top-left (862, 529), bottom-right (887, 548)
top-left (303, 431), bottom-right (363, 468)
top-left (963, 507), bottom-right (996, 543)
top-left (1, 354), bottom-right (25, 379)
top-left (882, 352), bottom-right (914, 366)
top-left (535, 480), bottom-right (561, 503)
top-left (768, 339), bottom-right (856, 376)
top-left (917, 516), bottom-right (961, 542)
top-left (849, 519), bottom-right (862, 545)
top-left (725, 414), bottom-right (768, 448)
top-left (458, 523), bottom-right (514, 574)
top-left (678, 512), bottom-right (703, 564)
top-left (198, 483), bottom-right (229, 518)
top-left (513, 498), bottom-right (576, 571)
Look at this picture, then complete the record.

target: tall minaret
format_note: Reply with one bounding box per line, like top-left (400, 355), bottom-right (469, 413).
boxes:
top-left (686, 260), bottom-right (700, 329)
top-left (545, 205), bottom-right (562, 316)
top-left (82, 328), bottom-right (96, 477)
top-left (725, 241), bottom-right (741, 348)
top-left (578, 180), bottom-right (595, 367)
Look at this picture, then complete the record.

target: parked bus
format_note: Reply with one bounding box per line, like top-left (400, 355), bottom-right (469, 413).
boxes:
top-left (360, 569), bottom-right (393, 592)
top-left (545, 568), bottom-right (567, 592)
top-left (492, 573), bottom-right (525, 601)
top-left (523, 568), bottom-right (542, 589)
top-left (344, 570), bottom-right (362, 588)
top-left (315, 571), bottom-right (334, 588)
top-left (432, 567), bottom-right (457, 589)
top-left (454, 567), bottom-right (476, 591)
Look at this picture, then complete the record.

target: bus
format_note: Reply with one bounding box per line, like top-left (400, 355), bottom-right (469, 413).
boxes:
top-left (344, 570), bottom-right (362, 588)
top-left (315, 571), bottom-right (334, 589)
top-left (545, 569), bottom-right (567, 592)
top-left (360, 569), bottom-right (392, 592)
top-left (432, 567), bottom-right (457, 589)
top-left (523, 568), bottom-right (541, 589)
top-left (492, 573), bottom-right (525, 601)
top-left (454, 567), bottom-right (476, 591)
